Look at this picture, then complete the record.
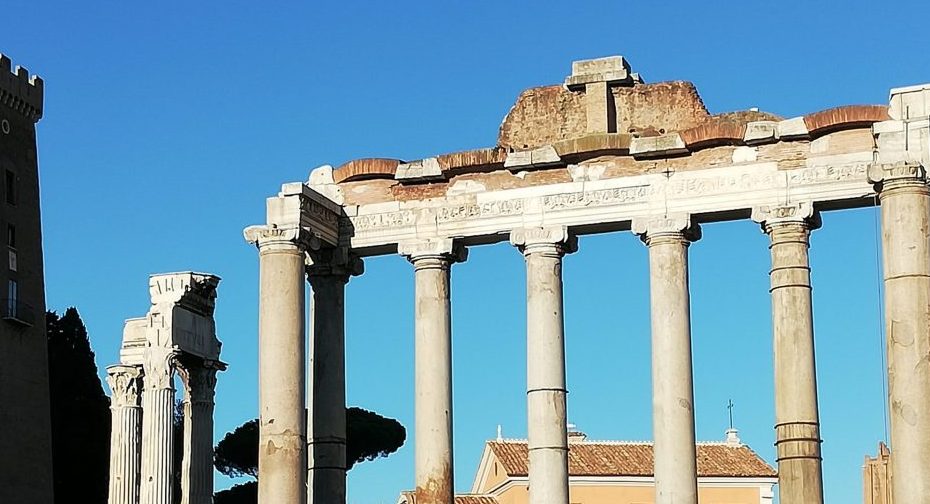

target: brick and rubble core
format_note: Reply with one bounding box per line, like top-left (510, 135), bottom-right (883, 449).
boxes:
top-left (325, 55), bottom-right (889, 207)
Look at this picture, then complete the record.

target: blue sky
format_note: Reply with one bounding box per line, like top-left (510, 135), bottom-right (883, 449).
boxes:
top-left (5, 1), bottom-right (930, 502)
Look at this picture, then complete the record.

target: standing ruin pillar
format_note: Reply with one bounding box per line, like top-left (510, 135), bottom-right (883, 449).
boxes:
top-left (245, 225), bottom-right (310, 504)
top-left (752, 202), bottom-right (824, 504)
top-left (511, 227), bottom-right (576, 504)
top-left (306, 250), bottom-right (363, 504)
top-left (106, 365), bottom-right (144, 504)
top-left (869, 162), bottom-right (930, 503)
top-left (179, 364), bottom-right (220, 504)
top-left (140, 349), bottom-right (178, 504)
top-left (632, 214), bottom-right (700, 504)
top-left (400, 239), bottom-right (467, 504)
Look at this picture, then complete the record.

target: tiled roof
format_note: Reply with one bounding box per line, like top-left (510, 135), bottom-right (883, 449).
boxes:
top-left (399, 491), bottom-right (498, 504)
top-left (487, 440), bottom-right (776, 478)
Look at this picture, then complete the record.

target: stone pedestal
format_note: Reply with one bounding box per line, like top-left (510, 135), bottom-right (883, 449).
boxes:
top-left (752, 202), bottom-right (824, 504)
top-left (179, 365), bottom-right (219, 504)
top-left (106, 365), bottom-right (144, 504)
top-left (511, 227), bottom-right (576, 504)
top-left (632, 215), bottom-right (700, 504)
top-left (869, 163), bottom-right (930, 504)
top-left (306, 251), bottom-right (363, 504)
top-left (400, 239), bottom-right (466, 504)
top-left (140, 350), bottom-right (178, 504)
top-left (246, 226), bottom-right (310, 504)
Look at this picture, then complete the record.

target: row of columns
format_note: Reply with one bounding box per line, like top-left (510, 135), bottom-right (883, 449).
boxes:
top-left (106, 354), bottom-right (219, 504)
top-left (250, 163), bottom-right (930, 504)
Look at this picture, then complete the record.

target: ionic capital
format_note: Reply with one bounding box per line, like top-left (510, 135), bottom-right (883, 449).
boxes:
top-left (243, 224), bottom-right (314, 253)
top-left (631, 213), bottom-right (701, 246)
top-left (751, 202), bottom-right (821, 234)
top-left (106, 365), bottom-right (144, 409)
top-left (510, 226), bottom-right (578, 258)
top-left (399, 238), bottom-right (468, 271)
top-left (177, 364), bottom-right (219, 405)
top-left (868, 162), bottom-right (928, 193)
top-left (306, 246), bottom-right (364, 283)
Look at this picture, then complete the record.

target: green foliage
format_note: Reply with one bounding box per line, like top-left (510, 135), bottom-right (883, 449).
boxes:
top-left (47, 308), bottom-right (111, 504)
top-left (213, 407), bottom-right (406, 500)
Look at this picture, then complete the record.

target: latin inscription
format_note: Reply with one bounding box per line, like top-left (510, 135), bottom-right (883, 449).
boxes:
top-left (543, 185), bottom-right (650, 210)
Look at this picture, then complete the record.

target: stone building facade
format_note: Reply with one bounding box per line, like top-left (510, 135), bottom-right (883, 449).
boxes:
top-left (0, 53), bottom-right (53, 504)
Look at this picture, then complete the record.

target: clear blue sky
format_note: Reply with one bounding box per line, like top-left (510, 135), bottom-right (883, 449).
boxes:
top-left (6, 1), bottom-right (930, 502)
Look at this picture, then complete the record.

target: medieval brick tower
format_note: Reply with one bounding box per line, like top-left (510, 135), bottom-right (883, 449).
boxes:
top-left (0, 53), bottom-right (54, 503)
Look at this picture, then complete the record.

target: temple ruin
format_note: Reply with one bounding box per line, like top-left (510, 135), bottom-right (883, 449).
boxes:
top-left (244, 56), bottom-right (930, 504)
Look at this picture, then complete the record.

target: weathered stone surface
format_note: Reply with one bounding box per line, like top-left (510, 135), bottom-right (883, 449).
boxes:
top-left (395, 157), bottom-right (444, 182)
top-left (629, 133), bottom-right (688, 158)
top-left (504, 145), bottom-right (561, 170)
top-left (564, 56), bottom-right (633, 88)
top-left (890, 83), bottom-right (930, 120)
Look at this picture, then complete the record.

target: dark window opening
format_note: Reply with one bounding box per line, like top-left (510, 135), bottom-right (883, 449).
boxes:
top-left (7, 224), bottom-right (15, 249)
top-left (5, 170), bottom-right (15, 205)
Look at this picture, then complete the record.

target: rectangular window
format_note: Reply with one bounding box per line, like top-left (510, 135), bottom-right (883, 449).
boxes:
top-left (5, 170), bottom-right (15, 205)
top-left (7, 279), bottom-right (17, 315)
top-left (7, 224), bottom-right (15, 249)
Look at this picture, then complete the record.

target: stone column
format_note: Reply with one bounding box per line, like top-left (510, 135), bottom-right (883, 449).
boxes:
top-left (632, 214), bottom-right (700, 504)
top-left (306, 250), bottom-right (363, 504)
top-left (869, 162), bottom-right (930, 503)
top-left (245, 225), bottom-right (311, 504)
top-left (399, 239), bottom-right (467, 504)
top-left (752, 202), bottom-right (824, 504)
top-left (511, 227), bottom-right (577, 504)
top-left (179, 363), bottom-right (220, 504)
top-left (140, 348), bottom-right (178, 504)
top-left (106, 365), bottom-right (144, 504)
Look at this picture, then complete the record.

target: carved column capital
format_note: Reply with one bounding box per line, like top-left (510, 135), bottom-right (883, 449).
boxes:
top-left (631, 213), bottom-right (701, 246)
top-left (510, 226), bottom-right (578, 258)
top-left (106, 365), bottom-right (144, 409)
top-left (751, 202), bottom-right (821, 234)
top-left (243, 224), bottom-right (314, 253)
top-left (306, 246), bottom-right (364, 284)
top-left (868, 162), bottom-right (928, 194)
top-left (177, 364), bottom-right (219, 405)
top-left (399, 238), bottom-right (468, 271)
top-left (143, 347), bottom-right (180, 391)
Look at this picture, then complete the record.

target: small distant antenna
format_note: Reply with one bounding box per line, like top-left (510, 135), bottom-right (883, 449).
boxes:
top-left (727, 399), bottom-right (735, 430)
top-left (496, 424), bottom-right (503, 441)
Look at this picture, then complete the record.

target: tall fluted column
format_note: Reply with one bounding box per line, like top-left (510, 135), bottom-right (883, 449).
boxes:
top-left (399, 239), bottom-right (467, 504)
top-left (179, 363), bottom-right (221, 504)
top-left (752, 202), bottom-right (824, 504)
top-left (632, 214), bottom-right (700, 504)
top-left (140, 349), bottom-right (178, 504)
top-left (107, 365), bottom-right (144, 504)
top-left (869, 163), bottom-right (930, 503)
top-left (306, 250), bottom-right (363, 504)
top-left (245, 225), bottom-right (310, 504)
top-left (511, 227), bottom-right (576, 504)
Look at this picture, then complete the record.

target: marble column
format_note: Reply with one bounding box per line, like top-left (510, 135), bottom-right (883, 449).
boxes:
top-left (752, 202), bottom-right (824, 504)
top-left (511, 227), bottom-right (576, 504)
top-left (140, 348), bottom-right (178, 504)
top-left (632, 214), bottom-right (700, 504)
top-left (400, 239), bottom-right (467, 504)
top-left (306, 250), bottom-right (363, 504)
top-left (179, 363), bottom-right (220, 504)
top-left (245, 225), bottom-right (310, 504)
top-left (106, 365), bottom-right (144, 504)
top-left (869, 163), bottom-right (930, 503)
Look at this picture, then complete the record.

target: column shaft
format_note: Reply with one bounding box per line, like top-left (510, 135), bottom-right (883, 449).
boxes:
top-left (308, 271), bottom-right (349, 504)
top-left (140, 364), bottom-right (176, 504)
top-left (766, 221), bottom-right (824, 504)
top-left (180, 366), bottom-right (218, 504)
top-left (256, 235), bottom-right (308, 504)
top-left (411, 255), bottom-right (454, 504)
top-left (876, 172), bottom-right (930, 503)
top-left (107, 366), bottom-right (143, 504)
top-left (524, 244), bottom-right (570, 504)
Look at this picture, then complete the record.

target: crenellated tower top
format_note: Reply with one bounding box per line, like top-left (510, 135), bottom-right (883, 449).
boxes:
top-left (0, 53), bottom-right (44, 122)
